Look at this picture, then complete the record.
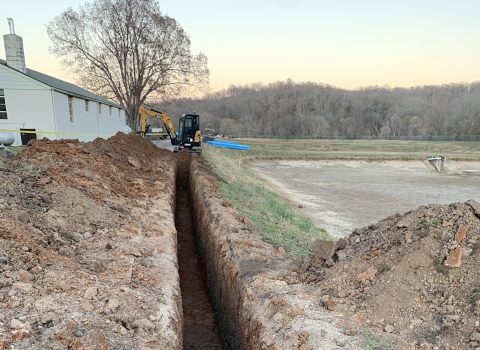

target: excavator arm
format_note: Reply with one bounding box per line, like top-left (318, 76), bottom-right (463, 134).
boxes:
top-left (138, 105), bottom-right (202, 153)
top-left (138, 105), bottom-right (178, 146)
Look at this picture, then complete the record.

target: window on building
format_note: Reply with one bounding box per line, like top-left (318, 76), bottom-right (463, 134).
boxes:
top-left (109, 106), bottom-right (112, 117)
top-left (85, 100), bottom-right (89, 112)
top-left (0, 89), bottom-right (7, 119)
top-left (68, 96), bottom-right (74, 123)
top-left (99, 103), bottom-right (102, 115)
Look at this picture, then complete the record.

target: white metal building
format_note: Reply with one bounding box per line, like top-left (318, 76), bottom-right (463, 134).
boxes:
top-left (0, 23), bottom-right (130, 145)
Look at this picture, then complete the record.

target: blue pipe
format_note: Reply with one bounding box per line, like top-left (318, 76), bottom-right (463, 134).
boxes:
top-left (208, 140), bottom-right (243, 146)
top-left (206, 140), bottom-right (250, 150)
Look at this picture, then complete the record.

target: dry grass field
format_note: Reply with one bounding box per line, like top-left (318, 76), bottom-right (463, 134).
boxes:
top-left (238, 138), bottom-right (480, 161)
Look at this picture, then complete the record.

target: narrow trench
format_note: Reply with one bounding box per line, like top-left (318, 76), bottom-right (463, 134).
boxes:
top-left (175, 153), bottom-right (224, 350)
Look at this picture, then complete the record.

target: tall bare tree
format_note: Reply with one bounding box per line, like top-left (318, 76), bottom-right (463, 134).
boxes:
top-left (47, 0), bottom-right (210, 129)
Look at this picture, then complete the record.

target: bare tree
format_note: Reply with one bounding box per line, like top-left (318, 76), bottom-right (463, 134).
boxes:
top-left (47, 0), bottom-right (210, 129)
top-left (155, 80), bottom-right (480, 139)
top-left (220, 118), bottom-right (236, 135)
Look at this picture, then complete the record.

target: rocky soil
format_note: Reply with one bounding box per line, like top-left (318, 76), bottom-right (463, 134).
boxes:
top-left (2, 134), bottom-right (480, 350)
top-left (0, 134), bottom-right (181, 349)
top-left (191, 152), bottom-right (480, 349)
top-left (289, 200), bottom-right (480, 349)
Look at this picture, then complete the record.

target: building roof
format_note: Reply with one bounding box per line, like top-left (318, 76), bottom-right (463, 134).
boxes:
top-left (0, 58), bottom-right (124, 109)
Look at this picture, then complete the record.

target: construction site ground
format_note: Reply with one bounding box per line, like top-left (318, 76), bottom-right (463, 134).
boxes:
top-left (1, 134), bottom-right (480, 349)
top-left (249, 159), bottom-right (480, 239)
top-left (0, 135), bottom-right (182, 349)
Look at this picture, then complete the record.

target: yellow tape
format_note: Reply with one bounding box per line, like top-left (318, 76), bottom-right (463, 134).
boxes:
top-left (0, 129), bottom-right (115, 137)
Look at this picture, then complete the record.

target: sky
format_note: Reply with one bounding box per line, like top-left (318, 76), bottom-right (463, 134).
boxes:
top-left (1, 0), bottom-right (480, 92)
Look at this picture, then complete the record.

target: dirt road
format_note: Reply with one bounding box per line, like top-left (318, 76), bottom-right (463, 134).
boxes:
top-left (152, 139), bottom-right (175, 152)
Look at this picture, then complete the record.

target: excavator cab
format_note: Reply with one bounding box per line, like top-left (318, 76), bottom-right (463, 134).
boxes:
top-left (177, 114), bottom-right (201, 153)
top-left (138, 105), bottom-right (201, 154)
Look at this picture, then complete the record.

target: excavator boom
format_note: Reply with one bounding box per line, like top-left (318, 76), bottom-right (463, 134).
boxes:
top-left (138, 105), bottom-right (202, 153)
top-left (138, 105), bottom-right (178, 145)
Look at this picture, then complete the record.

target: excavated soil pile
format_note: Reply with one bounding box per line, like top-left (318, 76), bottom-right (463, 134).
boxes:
top-left (293, 200), bottom-right (480, 349)
top-left (0, 134), bottom-right (182, 349)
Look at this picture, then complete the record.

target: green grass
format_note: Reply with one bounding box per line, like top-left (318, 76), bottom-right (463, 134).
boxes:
top-left (416, 218), bottom-right (442, 230)
top-left (470, 288), bottom-right (480, 305)
top-left (202, 144), bottom-right (331, 255)
top-left (356, 331), bottom-right (393, 349)
top-left (6, 146), bottom-right (24, 155)
top-left (202, 137), bottom-right (480, 255)
top-left (235, 138), bottom-right (480, 162)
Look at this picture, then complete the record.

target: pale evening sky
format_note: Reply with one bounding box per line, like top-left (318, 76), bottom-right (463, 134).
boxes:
top-left (1, 0), bottom-right (479, 93)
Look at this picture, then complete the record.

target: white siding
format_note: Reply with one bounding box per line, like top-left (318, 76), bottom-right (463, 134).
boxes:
top-left (0, 88), bottom-right (55, 145)
top-left (0, 64), bottom-right (49, 90)
top-left (0, 65), bottom-right (130, 144)
top-left (54, 92), bottom-right (129, 142)
top-left (54, 91), bottom-right (100, 142)
top-left (98, 104), bottom-right (130, 136)
top-left (120, 109), bottom-right (126, 124)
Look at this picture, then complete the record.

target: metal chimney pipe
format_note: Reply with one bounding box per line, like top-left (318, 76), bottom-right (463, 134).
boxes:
top-left (7, 18), bottom-right (14, 34)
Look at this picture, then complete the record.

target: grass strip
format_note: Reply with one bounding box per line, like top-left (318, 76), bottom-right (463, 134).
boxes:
top-left (5, 146), bottom-right (24, 155)
top-left (237, 139), bottom-right (480, 162)
top-left (202, 144), bottom-right (331, 256)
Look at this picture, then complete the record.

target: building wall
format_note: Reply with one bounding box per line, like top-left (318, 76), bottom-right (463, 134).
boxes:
top-left (97, 102), bottom-right (130, 137)
top-left (54, 91), bottom-right (97, 142)
top-left (0, 64), bottom-right (129, 144)
top-left (0, 64), bottom-right (54, 145)
top-left (120, 109), bottom-right (126, 125)
top-left (0, 64), bottom-right (46, 90)
top-left (0, 88), bottom-right (56, 145)
top-left (54, 93), bottom-right (130, 142)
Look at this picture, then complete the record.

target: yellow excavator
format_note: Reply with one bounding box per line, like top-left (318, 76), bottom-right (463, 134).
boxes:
top-left (138, 105), bottom-right (202, 153)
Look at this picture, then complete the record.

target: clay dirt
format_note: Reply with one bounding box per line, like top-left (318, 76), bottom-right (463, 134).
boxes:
top-left (0, 134), bottom-right (182, 349)
top-left (1, 134), bottom-right (480, 350)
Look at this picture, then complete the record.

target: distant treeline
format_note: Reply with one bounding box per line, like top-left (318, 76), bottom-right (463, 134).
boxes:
top-left (150, 79), bottom-right (480, 139)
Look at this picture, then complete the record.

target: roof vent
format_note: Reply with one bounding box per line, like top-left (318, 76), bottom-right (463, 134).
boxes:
top-left (7, 17), bottom-right (14, 34)
top-left (3, 18), bottom-right (27, 74)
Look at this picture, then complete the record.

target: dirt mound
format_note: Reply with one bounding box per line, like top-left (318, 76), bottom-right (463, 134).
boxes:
top-left (0, 134), bottom-right (181, 349)
top-left (294, 200), bottom-right (480, 349)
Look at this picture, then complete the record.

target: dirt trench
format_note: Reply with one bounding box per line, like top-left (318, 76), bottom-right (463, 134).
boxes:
top-left (188, 155), bottom-right (272, 349)
top-left (175, 151), bottom-right (223, 349)
top-left (186, 151), bottom-right (480, 349)
top-left (4, 135), bottom-right (476, 349)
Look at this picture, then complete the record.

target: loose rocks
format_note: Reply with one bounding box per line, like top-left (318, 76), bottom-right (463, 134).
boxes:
top-left (0, 134), bottom-right (181, 349)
